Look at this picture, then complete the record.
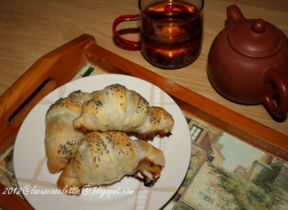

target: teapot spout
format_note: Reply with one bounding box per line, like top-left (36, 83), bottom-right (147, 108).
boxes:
top-left (227, 4), bottom-right (245, 24)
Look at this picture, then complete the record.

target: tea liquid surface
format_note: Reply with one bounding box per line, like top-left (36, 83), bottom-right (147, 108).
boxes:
top-left (141, 1), bottom-right (202, 69)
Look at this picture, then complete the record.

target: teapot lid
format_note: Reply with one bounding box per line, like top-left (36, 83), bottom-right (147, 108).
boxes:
top-left (228, 19), bottom-right (283, 58)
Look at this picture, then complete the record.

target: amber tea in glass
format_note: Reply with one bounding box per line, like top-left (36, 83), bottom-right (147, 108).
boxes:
top-left (113, 0), bottom-right (204, 69)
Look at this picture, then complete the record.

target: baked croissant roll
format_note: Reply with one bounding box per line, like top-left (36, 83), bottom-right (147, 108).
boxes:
top-left (57, 131), bottom-right (165, 195)
top-left (45, 91), bottom-right (92, 173)
top-left (73, 84), bottom-right (174, 139)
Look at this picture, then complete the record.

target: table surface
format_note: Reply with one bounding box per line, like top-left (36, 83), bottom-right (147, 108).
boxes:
top-left (1, 0), bottom-right (288, 136)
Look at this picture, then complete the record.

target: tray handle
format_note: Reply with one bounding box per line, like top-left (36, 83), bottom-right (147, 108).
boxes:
top-left (0, 34), bottom-right (96, 209)
top-left (0, 34), bottom-right (95, 153)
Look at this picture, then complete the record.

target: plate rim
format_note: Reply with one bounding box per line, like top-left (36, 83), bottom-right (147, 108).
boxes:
top-left (13, 74), bottom-right (192, 210)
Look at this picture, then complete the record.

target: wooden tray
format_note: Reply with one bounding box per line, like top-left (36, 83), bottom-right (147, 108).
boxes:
top-left (0, 34), bottom-right (287, 209)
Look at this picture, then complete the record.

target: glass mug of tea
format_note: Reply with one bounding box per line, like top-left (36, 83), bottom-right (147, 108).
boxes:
top-left (113, 0), bottom-right (204, 69)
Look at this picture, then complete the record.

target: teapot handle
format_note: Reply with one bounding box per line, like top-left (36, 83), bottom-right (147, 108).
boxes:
top-left (227, 4), bottom-right (245, 24)
top-left (263, 70), bottom-right (288, 119)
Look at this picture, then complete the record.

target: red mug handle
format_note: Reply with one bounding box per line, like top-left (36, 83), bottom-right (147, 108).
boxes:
top-left (263, 69), bottom-right (288, 118)
top-left (112, 14), bottom-right (141, 50)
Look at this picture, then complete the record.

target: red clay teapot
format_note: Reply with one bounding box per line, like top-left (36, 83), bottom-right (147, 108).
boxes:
top-left (207, 4), bottom-right (288, 120)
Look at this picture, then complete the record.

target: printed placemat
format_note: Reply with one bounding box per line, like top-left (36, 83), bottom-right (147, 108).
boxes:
top-left (1, 64), bottom-right (288, 210)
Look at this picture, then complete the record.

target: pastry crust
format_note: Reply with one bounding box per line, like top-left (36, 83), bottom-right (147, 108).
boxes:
top-left (45, 91), bottom-right (92, 173)
top-left (57, 131), bottom-right (165, 195)
top-left (73, 84), bottom-right (174, 139)
top-left (45, 85), bottom-right (171, 190)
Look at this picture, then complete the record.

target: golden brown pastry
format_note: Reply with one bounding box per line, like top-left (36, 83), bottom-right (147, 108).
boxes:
top-left (73, 84), bottom-right (174, 139)
top-left (132, 106), bottom-right (174, 139)
top-left (57, 131), bottom-right (165, 195)
top-left (45, 91), bottom-right (92, 173)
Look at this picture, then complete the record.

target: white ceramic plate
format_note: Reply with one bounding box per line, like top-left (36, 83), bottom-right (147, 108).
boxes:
top-left (14, 74), bottom-right (191, 210)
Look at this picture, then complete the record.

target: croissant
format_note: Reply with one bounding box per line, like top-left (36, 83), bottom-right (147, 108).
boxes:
top-left (57, 131), bottom-right (165, 195)
top-left (45, 91), bottom-right (92, 173)
top-left (73, 84), bottom-right (174, 139)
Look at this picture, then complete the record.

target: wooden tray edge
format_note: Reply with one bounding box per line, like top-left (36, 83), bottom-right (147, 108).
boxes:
top-left (0, 33), bottom-right (287, 209)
